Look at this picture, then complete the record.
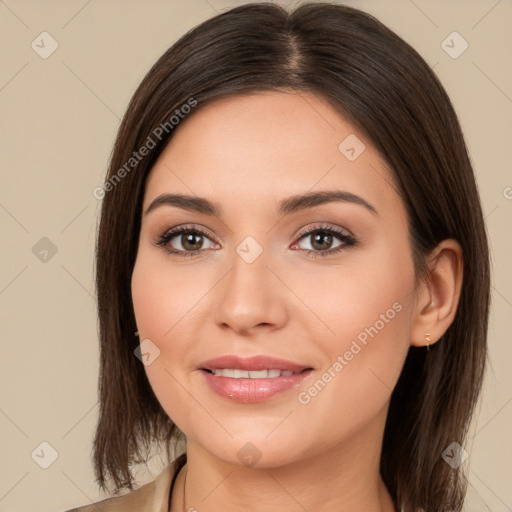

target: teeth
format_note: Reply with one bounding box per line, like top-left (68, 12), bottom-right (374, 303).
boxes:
top-left (211, 369), bottom-right (296, 378)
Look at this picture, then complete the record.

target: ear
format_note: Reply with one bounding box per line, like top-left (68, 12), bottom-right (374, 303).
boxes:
top-left (410, 239), bottom-right (463, 348)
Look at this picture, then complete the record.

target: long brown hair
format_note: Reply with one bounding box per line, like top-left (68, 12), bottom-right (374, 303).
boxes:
top-left (93, 3), bottom-right (490, 510)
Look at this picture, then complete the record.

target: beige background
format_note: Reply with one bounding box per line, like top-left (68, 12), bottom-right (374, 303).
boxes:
top-left (1, 0), bottom-right (511, 511)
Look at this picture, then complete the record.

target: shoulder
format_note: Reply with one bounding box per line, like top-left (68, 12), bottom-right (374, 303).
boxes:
top-left (60, 453), bottom-right (187, 512)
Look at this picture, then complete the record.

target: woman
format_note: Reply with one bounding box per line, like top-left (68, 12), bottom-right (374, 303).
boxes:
top-left (64, 2), bottom-right (490, 511)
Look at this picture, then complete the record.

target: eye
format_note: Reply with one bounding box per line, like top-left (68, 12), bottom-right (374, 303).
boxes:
top-left (292, 224), bottom-right (358, 258)
top-left (154, 225), bottom-right (218, 257)
top-left (154, 223), bottom-right (357, 258)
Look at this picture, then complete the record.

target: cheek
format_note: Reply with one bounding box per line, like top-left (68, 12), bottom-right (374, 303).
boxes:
top-left (292, 243), bottom-right (415, 414)
top-left (131, 250), bottom-right (200, 341)
top-left (131, 254), bottom-right (193, 424)
top-left (130, 249), bottom-right (211, 379)
top-left (292, 238), bottom-right (415, 348)
top-left (334, 247), bottom-right (415, 378)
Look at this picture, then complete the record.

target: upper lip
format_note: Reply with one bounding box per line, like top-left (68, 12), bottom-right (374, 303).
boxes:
top-left (199, 355), bottom-right (312, 373)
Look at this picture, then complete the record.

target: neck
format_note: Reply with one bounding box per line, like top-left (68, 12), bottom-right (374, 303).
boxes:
top-left (170, 415), bottom-right (396, 512)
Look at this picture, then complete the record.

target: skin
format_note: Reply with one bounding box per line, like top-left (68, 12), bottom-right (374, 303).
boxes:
top-left (131, 90), bottom-right (463, 512)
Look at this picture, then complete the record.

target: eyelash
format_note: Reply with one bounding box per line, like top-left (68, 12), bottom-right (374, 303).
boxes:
top-left (154, 224), bottom-right (358, 259)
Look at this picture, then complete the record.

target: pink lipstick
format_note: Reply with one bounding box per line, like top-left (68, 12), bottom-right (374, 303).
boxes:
top-left (198, 355), bottom-right (314, 403)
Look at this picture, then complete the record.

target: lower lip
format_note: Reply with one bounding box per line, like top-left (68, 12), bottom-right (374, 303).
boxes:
top-left (200, 369), bottom-right (314, 403)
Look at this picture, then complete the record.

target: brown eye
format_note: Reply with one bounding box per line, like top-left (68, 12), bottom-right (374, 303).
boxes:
top-left (155, 226), bottom-right (218, 257)
top-left (293, 225), bottom-right (357, 258)
top-left (179, 231), bottom-right (206, 251)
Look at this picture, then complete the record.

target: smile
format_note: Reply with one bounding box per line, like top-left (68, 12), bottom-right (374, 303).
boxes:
top-left (206, 368), bottom-right (300, 378)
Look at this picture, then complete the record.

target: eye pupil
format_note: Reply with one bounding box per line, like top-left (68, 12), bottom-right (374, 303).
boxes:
top-left (182, 232), bottom-right (203, 251)
top-left (312, 232), bottom-right (333, 250)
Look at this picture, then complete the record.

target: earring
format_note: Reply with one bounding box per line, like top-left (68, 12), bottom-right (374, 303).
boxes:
top-left (425, 332), bottom-right (431, 351)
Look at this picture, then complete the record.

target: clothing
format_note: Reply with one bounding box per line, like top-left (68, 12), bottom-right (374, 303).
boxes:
top-left (61, 453), bottom-right (187, 512)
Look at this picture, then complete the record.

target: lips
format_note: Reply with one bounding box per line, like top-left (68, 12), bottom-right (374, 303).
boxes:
top-left (199, 355), bottom-right (312, 373)
top-left (198, 355), bottom-right (314, 403)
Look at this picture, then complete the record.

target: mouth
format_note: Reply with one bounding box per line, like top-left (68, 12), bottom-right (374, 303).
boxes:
top-left (198, 355), bottom-right (314, 403)
top-left (198, 354), bottom-right (313, 374)
top-left (201, 368), bottom-right (311, 378)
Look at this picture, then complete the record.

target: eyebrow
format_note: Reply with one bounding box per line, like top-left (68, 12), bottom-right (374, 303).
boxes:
top-left (144, 190), bottom-right (378, 218)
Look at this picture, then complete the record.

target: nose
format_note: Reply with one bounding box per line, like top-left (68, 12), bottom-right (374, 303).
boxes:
top-left (212, 246), bottom-right (289, 336)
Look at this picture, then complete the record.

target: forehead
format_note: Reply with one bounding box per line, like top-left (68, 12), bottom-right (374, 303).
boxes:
top-left (143, 91), bottom-right (404, 223)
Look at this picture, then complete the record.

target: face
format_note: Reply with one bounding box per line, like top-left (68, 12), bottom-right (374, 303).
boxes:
top-left (131, 90), bottom-right (418, 467)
